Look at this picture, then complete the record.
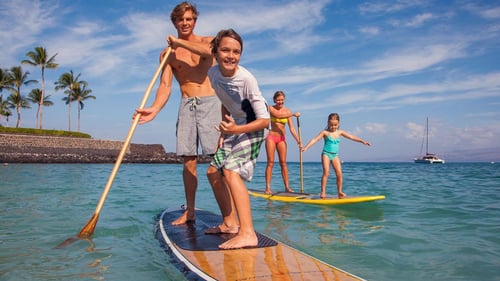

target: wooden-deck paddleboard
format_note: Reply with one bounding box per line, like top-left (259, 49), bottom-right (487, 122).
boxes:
top-left (248, 189), bottom-right (385, 205)
top-left (157, 207), bottom-right (365, 281)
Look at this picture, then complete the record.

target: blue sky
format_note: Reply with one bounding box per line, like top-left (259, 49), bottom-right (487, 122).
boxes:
top-left (1, 0), bottom-right (499, 162)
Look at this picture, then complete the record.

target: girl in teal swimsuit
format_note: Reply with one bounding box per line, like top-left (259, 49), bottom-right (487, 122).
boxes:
top-left (302, 113), bottom-right (371, 199)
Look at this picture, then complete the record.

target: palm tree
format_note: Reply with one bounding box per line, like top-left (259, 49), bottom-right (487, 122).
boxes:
top-left (28, 88), bottom-right (54, 128)
top-left (7, 66), bottom-right (37, 128)
top-left (55, 70), bottom-right (87, 131)
top-left (22, 46), bottom-right (58, 129)
top-left (1, 68), bottom-right (14, 93)
top-left (0, 68), bottom-right (13, 126)
top-left (7, 89), bottom-right (31, 128)
top-left (64, 82), bottom-right (95, 132)
top-left (0, 95), bottom-right (12, 126)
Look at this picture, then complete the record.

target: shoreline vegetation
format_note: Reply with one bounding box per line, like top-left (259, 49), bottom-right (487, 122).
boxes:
top-left (0, 126), bottom-right (91, 138)
top-left (0, 127), bottom-right (211, 164)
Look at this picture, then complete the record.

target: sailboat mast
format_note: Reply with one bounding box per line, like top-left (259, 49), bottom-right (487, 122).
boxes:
top-left (426, 117), bottom-right (429, 155)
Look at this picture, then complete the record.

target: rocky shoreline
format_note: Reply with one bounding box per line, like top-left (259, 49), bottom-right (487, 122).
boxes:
top-left (0, 133), bottom-right (211, 164)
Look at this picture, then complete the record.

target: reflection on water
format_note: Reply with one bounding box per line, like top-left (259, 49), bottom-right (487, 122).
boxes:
top-left (260, 198), bottom-right (385, 248)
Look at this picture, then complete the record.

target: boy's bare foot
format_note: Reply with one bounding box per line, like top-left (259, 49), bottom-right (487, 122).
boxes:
top-left (285, 187), bottom-right (294, 193)
top-left (320, 192), bottom-right (327, 199)
top-left (171, 210), bottom-right (195, 225)
top-left (218, 231), bottom-right (258, 249)
top-left (265, 189), bottom-right (272, 195)
top-left (205, 224), bottom-right (239, 234)
top-left (338, 192), bottom-right (347, 198)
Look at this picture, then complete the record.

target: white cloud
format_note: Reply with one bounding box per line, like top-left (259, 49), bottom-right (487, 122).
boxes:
top-left (359, 26), bottom-right (380, 35)
top-left (0, 0), bottom-right (59, 65)
top-left (359, 0), bottom-right (428, 14)
top-left (405, 13), bottom-right (434, 27)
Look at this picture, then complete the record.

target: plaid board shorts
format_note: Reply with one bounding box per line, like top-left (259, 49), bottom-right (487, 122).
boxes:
top-left (211, 129), bottom-right (268, 181)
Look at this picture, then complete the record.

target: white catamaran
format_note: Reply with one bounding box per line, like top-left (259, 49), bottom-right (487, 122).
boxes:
top-left (414, 117), bottom-right (445, 164)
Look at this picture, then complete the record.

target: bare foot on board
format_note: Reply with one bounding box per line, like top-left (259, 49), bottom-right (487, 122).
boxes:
top-left (218, 231), bottom-right (258, 250)
top-left (320, 192), bottom-right (327, 199)
top-left (338, 192), bottom-right (347, 199)
top-left (285, 187), bottom-right (294, 193)
top-left (205, 224), bottom-right (239, 235)
top-left (265, 189), bottom-right (272, 195)
top-left (171, 210), bottom-right (195, 225)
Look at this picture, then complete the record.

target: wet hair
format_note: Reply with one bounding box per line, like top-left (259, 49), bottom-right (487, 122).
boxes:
top-left (210, 29), bottom-right (243, 56)
top-left (170, 1), bottom-right (198, 24)
top-left (273, 90), bottom-right (286, 102)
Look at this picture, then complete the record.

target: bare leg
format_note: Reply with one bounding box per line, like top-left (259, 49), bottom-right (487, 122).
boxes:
top-left (205, 165), bottom-right (239, 234)
top-left (320, 155), bottom-right (330, 199)
top-left (264, 139), bottom-right (276, 194)
top-left (276, 141), bottom-right (293, 192)
top-left (332, 157), bottom-right (345, 198)
top-left (218, 169), bottom-right (258, 249)
top-left (172, 156), bottom-right (197, 225)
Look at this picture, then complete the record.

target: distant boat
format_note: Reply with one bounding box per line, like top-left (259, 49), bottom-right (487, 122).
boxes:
top-left (414, 117), bottom-right (445, 164)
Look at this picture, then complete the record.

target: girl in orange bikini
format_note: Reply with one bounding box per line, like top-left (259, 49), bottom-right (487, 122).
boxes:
top-left (265, 91), bottom-right (301, 194)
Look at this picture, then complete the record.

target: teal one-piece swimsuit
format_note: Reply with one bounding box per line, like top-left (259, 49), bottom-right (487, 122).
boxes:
top-left (322, 134), bottom-right (340, 160)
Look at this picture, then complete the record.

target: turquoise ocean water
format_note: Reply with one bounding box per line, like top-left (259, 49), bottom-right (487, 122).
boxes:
top-left (1, 162), bottom-right (499, 281)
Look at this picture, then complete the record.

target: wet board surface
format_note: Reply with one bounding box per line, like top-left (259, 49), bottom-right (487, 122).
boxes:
top-left (157, 207), bottom-right (366, 281)
top-left (248, 189), bottom-right (385, 205)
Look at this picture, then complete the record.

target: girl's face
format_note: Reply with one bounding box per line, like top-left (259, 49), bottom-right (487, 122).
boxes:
top-left (216, 36), bottom-right (241, 77)
top-left (274, 95), bottom-right (285, 108)
top-left (328, 119), bottom-right (339, 132)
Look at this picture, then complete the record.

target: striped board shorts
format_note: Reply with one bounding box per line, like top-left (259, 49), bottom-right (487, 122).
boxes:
top-left (176, 96), bottom-right (221, 156)
top-left (211, 129), bottom-right (268, 181)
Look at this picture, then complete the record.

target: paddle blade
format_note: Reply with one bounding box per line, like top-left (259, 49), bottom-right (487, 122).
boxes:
top-left (78, 213), bottom-right (99, 239)
top-left (54, 235), bottom-right (79, 249)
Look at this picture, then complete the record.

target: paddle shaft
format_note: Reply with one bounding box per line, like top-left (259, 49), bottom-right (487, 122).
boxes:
top-left (296, 116), bottom-right (304, 193)
top-left (78, 47), bottom-right (172, 238)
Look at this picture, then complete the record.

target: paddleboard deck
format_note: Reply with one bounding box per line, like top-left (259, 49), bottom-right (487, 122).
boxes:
top-left (248, 189), bottom-right (385, 205)
top-left (157, 207), bottom-right (365, 281)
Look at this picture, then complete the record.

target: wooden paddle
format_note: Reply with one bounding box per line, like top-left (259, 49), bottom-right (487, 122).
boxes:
top-left (296, 115), bottom-right (304, 193)
top-left (56, 47), bottom-right (172, 248)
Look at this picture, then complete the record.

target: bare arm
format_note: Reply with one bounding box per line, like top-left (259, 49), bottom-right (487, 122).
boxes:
top-left (135, 50), bottom-right (174, 124)
top-left (340, 130), bottom-right (371, 146)
top-left (301, 130), bottom-right (326, 152)
top-left (168, 35), bottom-right (213, 58)
top-left (268, 106), bottom-right (293, 118)
top-left (287, 118), bottom-right (300, 144)
top-left (218, 115), bottom-right (269, 135)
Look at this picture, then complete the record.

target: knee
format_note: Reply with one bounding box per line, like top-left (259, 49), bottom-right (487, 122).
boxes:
top-left (184, 156), bottom-right (197, 168)
top-left (207, 166), bottom-right (218, 178)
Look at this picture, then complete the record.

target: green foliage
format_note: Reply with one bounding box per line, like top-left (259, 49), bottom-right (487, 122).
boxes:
top-left (0, 126), bottom-right (91, 138)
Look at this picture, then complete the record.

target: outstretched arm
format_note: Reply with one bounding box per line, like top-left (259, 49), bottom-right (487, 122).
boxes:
top-left (301, 130), bottom-right (325, 152)
top-left (341, 130), bottom-right (371, 146)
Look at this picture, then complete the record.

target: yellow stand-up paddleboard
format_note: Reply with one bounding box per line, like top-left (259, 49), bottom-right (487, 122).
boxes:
top-left (248, 189), bottom-right (385, 205)
top-left (157, 206), bottom-right (366, 281)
